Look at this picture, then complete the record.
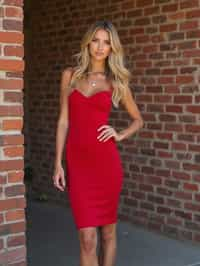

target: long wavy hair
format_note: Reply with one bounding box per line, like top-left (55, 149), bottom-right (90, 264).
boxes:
top-left (69, 20), bottom-right (131, 108)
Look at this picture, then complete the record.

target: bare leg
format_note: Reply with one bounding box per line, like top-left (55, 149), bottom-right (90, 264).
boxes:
top-left (78, 227), bottom-right (99, 266)
top-left (99, 223), bottom-right (117, 266)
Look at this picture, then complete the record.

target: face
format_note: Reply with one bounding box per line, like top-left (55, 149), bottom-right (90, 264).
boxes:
top-left (88, 29), bottom-right (111, 61)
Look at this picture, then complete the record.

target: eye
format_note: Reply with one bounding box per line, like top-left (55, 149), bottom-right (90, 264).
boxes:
top-left (92, 38), bottom-right (98, 42)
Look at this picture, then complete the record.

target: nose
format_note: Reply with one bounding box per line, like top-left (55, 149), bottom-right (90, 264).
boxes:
top-left (97, 42), bottom-right (103, 50)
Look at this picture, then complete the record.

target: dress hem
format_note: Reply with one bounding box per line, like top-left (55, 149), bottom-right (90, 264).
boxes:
top-left (76, 218), bottom-right (118, 230)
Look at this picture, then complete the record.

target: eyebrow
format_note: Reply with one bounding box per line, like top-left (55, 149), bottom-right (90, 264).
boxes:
top-left (93, 37), bottom-right (110, 42)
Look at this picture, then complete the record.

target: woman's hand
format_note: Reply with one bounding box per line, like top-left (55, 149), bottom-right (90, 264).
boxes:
top-left (52, 164), bottom-right (66, 192)
top-left (97, 125), bottom-right (124, 142)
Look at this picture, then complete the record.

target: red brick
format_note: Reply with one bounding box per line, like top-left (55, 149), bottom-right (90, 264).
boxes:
top-left (5, 7), bottom-right (23, 18)
top-left (157, 206), bottom-right (172, 215)
top-left (158, 151), bottom-right (173, 158)
top-left (183, 183), bottom-right (199, 191)
top-left (160, 23), bottom-right (177, 32)
top-left (183, 163), bottom-right (200, 171)
top-left (5, 209), bottom-right (25, 221)
top-left (0, 59), bottom-right (24, 71)
top-left (167, 198), bottom-right (181, 208)
top-left (189, 144), bottom-right (200, 152)
top-left (146, 175), bottom-right (162, 185)
top-left (0, 198), bottom-right (25, 211)
top-left (176, 76), bottom-right (194, 84)
top-left (127, 9), bottom-right (143, 18)
top-left (158, 77), bottom-right (174, 84)
top-left (4, 0), bottom-right (23, 6)
top-left (144, 6), bottom-right (159, 16)
top-left (154, 95), bottom-right (172, 103)
top-left (162, 3), bottom-right (178, 13)
top-left (7, 234), bottom-right (25, 247)
top-left (175, 210), bottom-right (192, 220)
top-left (161, 68), bottom-right (177, 75)
top-left (156, 169), bottom-right (170, 177)
top-left (165, 123), bottom-right (183, 132)
top-left (186, 106), bottom-right (200, 113)
top-left (2, 119), bottom-right (23, 130)
top-left (167, 217), bottom-right (182, 226)
top-left (175, 191), bottom-right (192, 200)
top-left (139, 131), bottom-right (154, 138)
top-left (0, 79), bottom-right (23, 89)
top-left (5, 184), bottom-right (25, 197)
top-left (174, 95), bottom-right (192, 104)
top-left (4, 91), bottom-right (23, 103)
top-left (136, 94), bottom-right (152, 102)
top-left (166, 105), bottom-right (182, 113)
top-left (0, 106), bottom-right (23, 116)
top-left (140, 201), bottom-right (155, 211)
top-left (136, 0), bottom-right (153, 7)
top-left (168, 12), bottom-right (185, 20)
top-left (172, 171), bottom-right (191, 181)
top-left (121, 1), bottom-right (135, 9)
top-left (184, 203), bottom-right (200, 212)
top-left (195, 194), bottom-right (200, 202)
top-left (165, 160), bottom-right (180, 169)
top-left (8, 171), bottom-right (24, 183)
top-left (4, 45), bottom-right (24, 57)
top-left (153, 141), bottom-right (168, 149)
top-left (139, 184), bottom-right (154, 192)
top-left (0, 159), bottom-right (24, 171)
top-left (180, 0), bottom-right (199, 9)
top-left (0, 135), bottom-right (24, 146)
top-left (135, 17), bottom-right (151, 26)
top-left (3, 146), bottom-right (24, 157)
top-left (183, 49), bottom-right (200, 57)
top-left (0, 246), bottom-right (26, 264)
top-left (186, 9), bottom-right (200, 19)
top-left (3, 19), bottom-right (23, 31)
top-left (156, 132), bottom-right (173, 140)
top-left (0, 32), bottom-right (23, 44)
top-left (129, 27), bottom-right (144, 35)
top-left (180, 21), bottom-right (199, 31)
top-left (185, 125), bottom-right (200, 133)
top-left (186, 30), bottom-right (200, 39)
top-left (172, 142), bottom-right (187, 150)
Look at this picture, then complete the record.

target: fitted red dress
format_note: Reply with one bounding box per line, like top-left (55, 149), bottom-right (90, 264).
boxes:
top-left (65, 87), bottom-right (123, 229)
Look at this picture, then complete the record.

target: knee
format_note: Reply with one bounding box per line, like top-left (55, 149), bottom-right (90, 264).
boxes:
top-left (79, 231), bottom-right (97, 254)
top-left (101, 230), bottom-right (116, 244)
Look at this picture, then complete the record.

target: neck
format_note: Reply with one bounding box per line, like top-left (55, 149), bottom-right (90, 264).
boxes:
top-left (88, 59), bottom-right (106, 73)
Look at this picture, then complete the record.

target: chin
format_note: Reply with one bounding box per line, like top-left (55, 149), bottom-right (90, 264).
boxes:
top-left (93, 54), bottom-right (107, 61)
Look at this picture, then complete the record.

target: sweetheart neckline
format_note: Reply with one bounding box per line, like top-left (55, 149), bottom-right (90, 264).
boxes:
top-left (69, 88), bottom-right (112, 99)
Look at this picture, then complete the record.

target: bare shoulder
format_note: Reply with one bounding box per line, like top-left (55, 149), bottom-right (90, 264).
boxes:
top-left (60, 67), bottom-right (75, 94)
top-left (62, 67), bottom-right (74, 82)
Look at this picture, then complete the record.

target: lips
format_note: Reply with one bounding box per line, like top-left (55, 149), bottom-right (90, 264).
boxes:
top-left (96, 52), bottom-right (104, 55)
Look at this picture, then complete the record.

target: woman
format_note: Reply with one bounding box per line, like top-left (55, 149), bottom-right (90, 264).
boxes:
top-left (52, 20), bottom-right (144, 266)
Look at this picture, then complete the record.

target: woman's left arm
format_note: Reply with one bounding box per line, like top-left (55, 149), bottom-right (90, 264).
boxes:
top-left (117, 86), bottom-right (144, 141)
top-left (97, 87), bottom-right (144, 142)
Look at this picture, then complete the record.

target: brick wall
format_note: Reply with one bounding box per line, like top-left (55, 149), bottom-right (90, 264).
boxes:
top-left (0, 0), bottom-right (26, 265)
top-left (28, 0), bottom-right (200, 244)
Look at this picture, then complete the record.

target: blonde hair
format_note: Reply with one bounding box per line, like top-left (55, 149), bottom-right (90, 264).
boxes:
top-left (69, 20), bottom-right (131, 108)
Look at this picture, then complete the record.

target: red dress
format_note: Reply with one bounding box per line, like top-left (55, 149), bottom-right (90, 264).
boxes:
top-left (65, 88), bottom-right (123, 229)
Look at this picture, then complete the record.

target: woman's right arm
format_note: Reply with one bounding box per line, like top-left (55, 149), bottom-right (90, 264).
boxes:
top-left (53, 67), bottom-right (73, 191)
